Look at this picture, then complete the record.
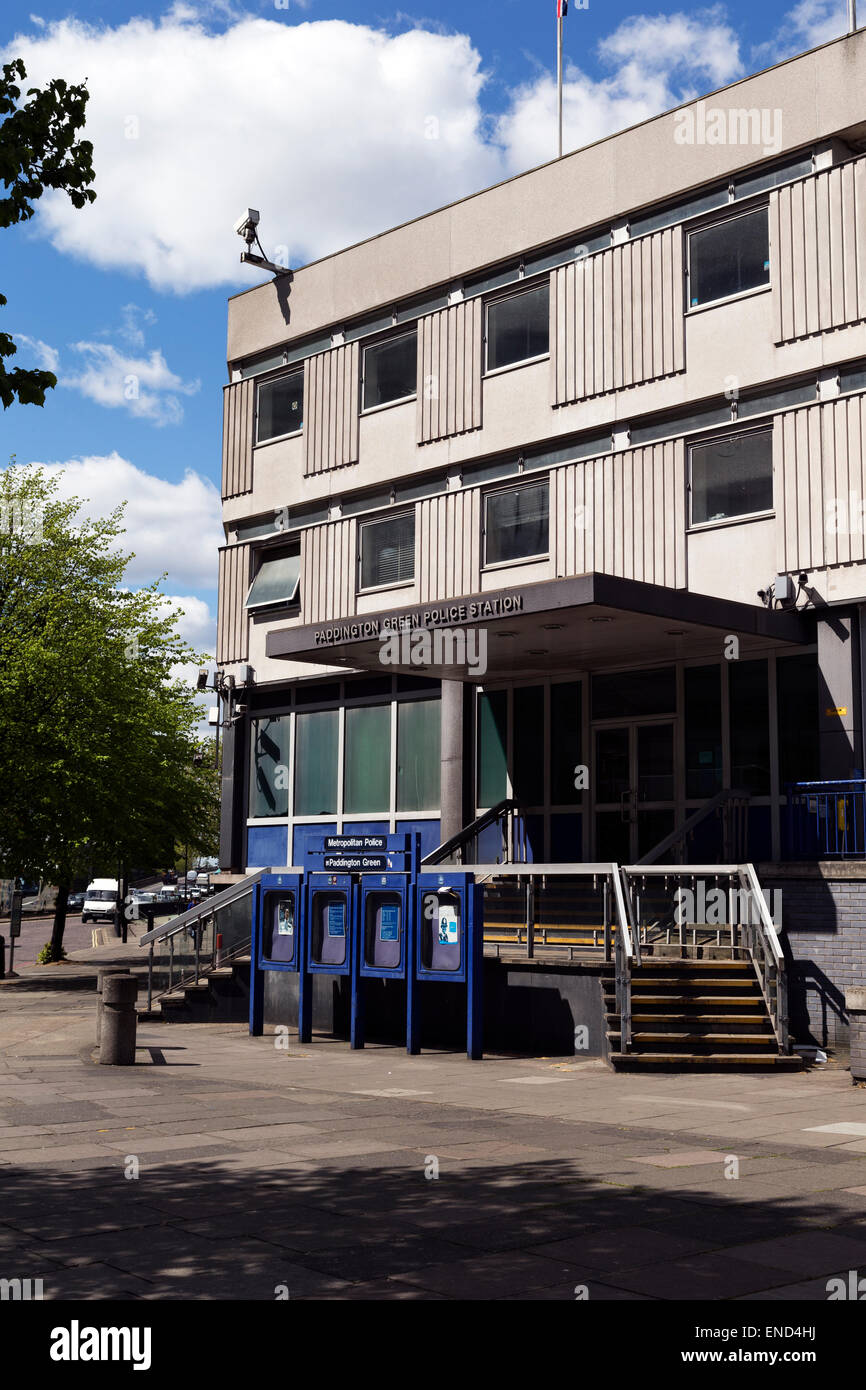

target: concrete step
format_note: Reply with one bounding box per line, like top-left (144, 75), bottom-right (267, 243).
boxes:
top-left (608, 1052), bottom-right (804, 1070)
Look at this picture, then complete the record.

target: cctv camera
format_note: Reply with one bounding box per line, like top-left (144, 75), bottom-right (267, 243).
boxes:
top-left (196, 668), bottom-right (209, 691)
top-left (234, 208), bottom-right (260, 237)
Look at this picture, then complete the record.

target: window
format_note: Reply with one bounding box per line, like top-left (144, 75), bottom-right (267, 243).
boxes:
top-left (344, 705), bottom-right (391, 813)
top-left (688, 208), bottom-right (770, 308)
top-left (684, 665), bottom-right (722, 799)
top-left (397, 699), bottom-right (441, 811)
top-left (249, 717), bottom-right (290, 818)
top-left (591, 667), bottom-right (676, 720)
top-left (689, 428), bottom-right (773, 526)
top-left (484, 481), bottom-right (549, 566)
top-left (359, 513), bottom-right (415, 589)
top-left (730, 659), bottom-right (770, 796)
top-left (294, 709), bottom-right (338, 815)
top-left (550, 681), bottom-right (582, 805)
top-left (486, 283), bottom-right (549, 371)
top-left (256, 370), bottom-right (304, 441)
top-left (245, 548), bottom-right (301, 610)
top-left (777, 654), bottom-right (818, 785)
top-left (513, 685), bottom-right (544, 805)
top-left (478, 690), bottom-right (507, 807)
top-left (362, 330), bottom-right (417, 409)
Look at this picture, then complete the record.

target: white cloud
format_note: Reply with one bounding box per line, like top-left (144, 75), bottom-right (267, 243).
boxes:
top-left (498, 9), bottom-right (744, 171)
top-left (5, 13), bottom-right (502, 293)
top-left (62, 342), bottom-right (200, 425)
top-left (29, 453), bottom-right (223, 590)
top-left (752, 0), bottom-right (846, 64)
top-left (15, 333), bottom-right (60, 374)
top-left (17, 315), bottom-right (199, 424)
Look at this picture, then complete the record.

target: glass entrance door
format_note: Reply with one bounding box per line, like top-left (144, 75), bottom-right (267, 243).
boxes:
top-left (594, 720), bottom-right (676, 862)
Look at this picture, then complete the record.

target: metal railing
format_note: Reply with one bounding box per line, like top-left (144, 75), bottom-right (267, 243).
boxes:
top-left (637, 788), bottom-right (751, 866)
top-left (621, 863), bottom-right (789, 1053)
top-left (784, 779), bottom-right (866, 858)
top-left (423, 799), bottom-right (529, 866)
top-left (139, 868), bottom-right (270, 1009)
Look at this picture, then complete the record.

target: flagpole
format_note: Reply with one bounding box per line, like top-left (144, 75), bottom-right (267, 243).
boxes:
top-left (557, 13), bottom-right (563, 158)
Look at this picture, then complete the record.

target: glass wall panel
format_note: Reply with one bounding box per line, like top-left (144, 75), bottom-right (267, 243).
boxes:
top-left (249, 717), bottom-right (290, 818)
top-left (551, 681), bottom-right (582, 805)
top-left (397, 699), bottom-right (441, 812)
top-left (478, 690), bottom-right (508, 806)
top-left (344, 705), bottom-right (391, 814)
top-left (294, 709), bottom-right (339, 815)
top-left (592, 667), bottom-right (676, 720)
top-left (685, 664), bottom-right (723, 798)
top-left (777, 653), bottom-right (819, 786)
top-left (513, 685), bottom-right (544, 805)
top-left (729, 659), bottom-right (770, 795)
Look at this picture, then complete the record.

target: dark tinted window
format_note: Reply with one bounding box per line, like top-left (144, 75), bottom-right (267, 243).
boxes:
top-left (592, 667), bottom-right (676, 720)
top-left (257, 371), bottom-right (304, 441)
top-left (777, 653), bottom-right (819, 785)
top-left (485, 482), bottom-right (549, 565)
top-left (685, 665), bottom-right (722, 799)
top-left (486, 284), bottom-right (549, 370)
top-left (690, 429), bottom-right (773, 525)
top-left (730, 659), bottom-right (770, 795)
top-left (363, 331), bottom-right (417, 408)
top-left (689, 209), bottom-right (769, 307)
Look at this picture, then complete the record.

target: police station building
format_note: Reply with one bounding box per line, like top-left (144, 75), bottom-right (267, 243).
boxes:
top-left (214, 30), bottom-right (866, 1061)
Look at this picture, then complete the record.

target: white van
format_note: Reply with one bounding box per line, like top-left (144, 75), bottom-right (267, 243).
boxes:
top-left (81, 878), bottom-right (119, 924)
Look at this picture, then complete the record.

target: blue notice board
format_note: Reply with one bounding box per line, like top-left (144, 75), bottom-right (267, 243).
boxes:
top-left (327, 903), bottom-right (346, 937)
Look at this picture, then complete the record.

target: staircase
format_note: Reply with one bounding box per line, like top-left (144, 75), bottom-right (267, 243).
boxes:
top-left (139, 954), bottom-right (252, 1023)
top-left (605, 957), bottom-right (803, 1070)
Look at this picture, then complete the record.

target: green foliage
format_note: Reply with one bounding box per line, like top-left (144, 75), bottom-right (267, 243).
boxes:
top-left (0, 467), bottom-right (220, 947)
top-left (0, 58), bottom-right (96, 409)
top-left (36, 941), bottom-right (67, 964)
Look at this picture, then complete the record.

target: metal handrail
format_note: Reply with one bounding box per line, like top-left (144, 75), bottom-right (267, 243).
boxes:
top-left (636, 788), bottom-right (751, 866)
top-left (422, 800), bottom-right (524, 866)
top-left (620, 862), bottom-right (789, 1053)
top-left (737, 861), bottom-right (789, 1052)
top-left (139, 868), bottom-right (273, 945)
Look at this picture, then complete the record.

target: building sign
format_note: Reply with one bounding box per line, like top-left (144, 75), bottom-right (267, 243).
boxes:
top-left (313, 592), bottom-right (525, 648)
top-left (323, 854), bottom-right (391, 872)
top-left (324, 835), bottom-right (387, 850)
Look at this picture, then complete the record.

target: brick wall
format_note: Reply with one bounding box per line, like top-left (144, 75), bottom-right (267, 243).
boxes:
top-left (759, 864), bottom-right (866, 1052)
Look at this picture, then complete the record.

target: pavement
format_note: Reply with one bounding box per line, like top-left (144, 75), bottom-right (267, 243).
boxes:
top-left (2, 970), bottom-right (866, 1300)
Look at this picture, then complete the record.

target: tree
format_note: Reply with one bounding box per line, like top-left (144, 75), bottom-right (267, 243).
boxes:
top-left (0, 467), bottom-right (219, 956)
top-left (0, 58), bottom-right (96, 409)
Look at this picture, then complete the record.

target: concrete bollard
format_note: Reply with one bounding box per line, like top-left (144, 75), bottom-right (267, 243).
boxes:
top-left (99, 974), bottom-right (139, 1065)
top-left (95, 967), bottom-right (127, 1045)
top-left (847, 988), bottom-right (866, 1082)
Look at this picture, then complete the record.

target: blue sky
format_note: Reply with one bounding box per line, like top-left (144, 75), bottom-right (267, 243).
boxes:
top-left (0, 0), bottom-right (849, 658)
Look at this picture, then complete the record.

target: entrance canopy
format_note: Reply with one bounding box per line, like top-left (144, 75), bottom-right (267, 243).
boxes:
top-left (266, 573), bottom-right (812, 680)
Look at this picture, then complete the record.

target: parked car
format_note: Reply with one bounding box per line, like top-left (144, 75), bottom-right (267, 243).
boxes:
top-left (67, 891), bottom-right (86, 912)
top-left (162, 869), bottom-right (178, 885)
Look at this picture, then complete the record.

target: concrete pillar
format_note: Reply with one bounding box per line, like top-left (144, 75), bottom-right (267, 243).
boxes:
top-left (96, 966), bottom-right (126, 1045)
top-left (817, 610), bottom-right (862, 779)
top-left (440, 680), bottom-right (466, 845)
top-left (99, 975), bottom-right (139, 1065)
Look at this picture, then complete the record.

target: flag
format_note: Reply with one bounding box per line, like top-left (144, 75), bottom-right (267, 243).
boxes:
top-left (557, 0), bottom-right (568, 15)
